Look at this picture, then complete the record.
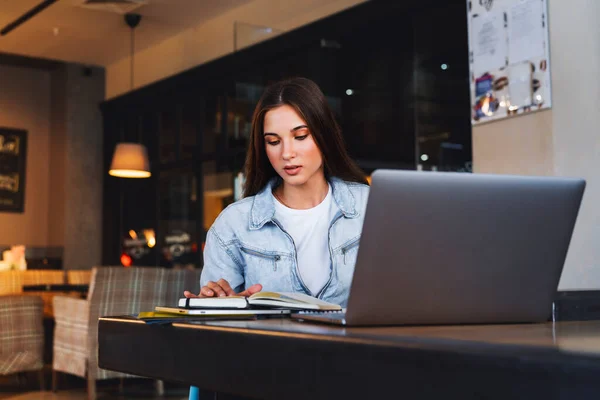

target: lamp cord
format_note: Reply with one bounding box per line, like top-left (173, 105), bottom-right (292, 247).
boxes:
top-left (130, 23), bottom-right (142, 143)
top-left (130, 24), bottom-right (134, 91)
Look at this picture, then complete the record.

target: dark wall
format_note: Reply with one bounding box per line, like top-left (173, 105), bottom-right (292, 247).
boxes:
top-left (100, 0), bottom-right (471, 267)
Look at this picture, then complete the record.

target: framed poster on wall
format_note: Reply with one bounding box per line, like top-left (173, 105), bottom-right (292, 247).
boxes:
top-left (467, 0), bottom-right (551, 125)
top-left (0, 128), bottom-right (27, 213)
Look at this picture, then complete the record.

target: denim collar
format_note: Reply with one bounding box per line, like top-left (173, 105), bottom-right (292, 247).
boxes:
top-left (249, 177), bottom-right (358, 230)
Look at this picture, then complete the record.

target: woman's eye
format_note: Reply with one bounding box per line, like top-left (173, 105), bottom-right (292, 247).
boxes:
top-left (295, 135), bottom-right (308, 141)
top-left (266, 140), bottom-right (280, 146)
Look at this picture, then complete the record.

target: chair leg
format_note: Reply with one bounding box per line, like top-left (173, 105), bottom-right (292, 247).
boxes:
top-left (52, 370), bottom-right (58, 392)
top-left (87, 375), bottom-right (96, 400)
top-left (156, 379), bottom-right (165, 396)
top-left (38, 369), bottom-right (45, 391)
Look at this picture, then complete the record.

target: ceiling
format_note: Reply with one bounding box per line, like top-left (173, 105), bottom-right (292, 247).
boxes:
top-left (0, 0), bottom-right (253, 67)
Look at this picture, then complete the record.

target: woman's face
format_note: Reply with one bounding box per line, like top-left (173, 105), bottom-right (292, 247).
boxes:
top-left (263, 104), bottom-right (324, 189)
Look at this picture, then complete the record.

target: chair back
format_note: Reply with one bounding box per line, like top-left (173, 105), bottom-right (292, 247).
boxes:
top-left (0, 295), bottom-right (44, 375)
top-left (165, 268), bottom-right (201, 306)
top-left (87, 266), bottom-right (168, 380)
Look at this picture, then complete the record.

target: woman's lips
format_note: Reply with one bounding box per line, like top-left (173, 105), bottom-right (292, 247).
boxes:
top-left (283, 166), bottom-right (302, 176)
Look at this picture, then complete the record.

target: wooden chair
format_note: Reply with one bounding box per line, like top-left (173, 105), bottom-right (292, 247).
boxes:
top-left (0, 295), bottom-right (45, 389)
top-left (52, 266), bottom-right (200, 399)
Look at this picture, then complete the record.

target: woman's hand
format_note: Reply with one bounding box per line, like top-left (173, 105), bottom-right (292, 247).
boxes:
top-left (183, 278), bottom-right (262, 298)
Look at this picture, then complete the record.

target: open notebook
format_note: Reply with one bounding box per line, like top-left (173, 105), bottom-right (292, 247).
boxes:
top-left (175, 291), bottom-right (342, 311)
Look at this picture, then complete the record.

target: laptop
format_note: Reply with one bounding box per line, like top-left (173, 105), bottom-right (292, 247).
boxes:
top-left (291, 169), bottom-right (585, 326)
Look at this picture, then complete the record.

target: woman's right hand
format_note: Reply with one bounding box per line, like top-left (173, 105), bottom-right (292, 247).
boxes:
top-left (183, 278), bottom-right (262, 298)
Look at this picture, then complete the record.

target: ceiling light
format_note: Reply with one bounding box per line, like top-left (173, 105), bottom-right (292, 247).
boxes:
top-left (108, 13), bottom-right (151, 179)
top-left (109, 143), bottom-right (151, 178)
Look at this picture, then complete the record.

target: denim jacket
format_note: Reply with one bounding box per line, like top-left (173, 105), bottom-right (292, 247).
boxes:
top-left (200, 177), bottom-right (370, 307)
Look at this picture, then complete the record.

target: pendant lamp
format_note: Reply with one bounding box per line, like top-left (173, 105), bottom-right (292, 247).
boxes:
top-left (108, 13), bottom-right (151, 179)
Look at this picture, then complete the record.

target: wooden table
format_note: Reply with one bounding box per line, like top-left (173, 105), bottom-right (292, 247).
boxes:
top-left (98, 317), bottom-right (600, 399)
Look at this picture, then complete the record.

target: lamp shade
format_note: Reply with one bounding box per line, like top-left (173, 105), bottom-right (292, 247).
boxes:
top-left (109, 143), bottom-right (151, 178)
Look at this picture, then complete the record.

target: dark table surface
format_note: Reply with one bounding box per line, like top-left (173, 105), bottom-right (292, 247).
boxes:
top-left (22, 283), bottom-right (89, 292)
top-left (99, 316), bottom-right (600, 399)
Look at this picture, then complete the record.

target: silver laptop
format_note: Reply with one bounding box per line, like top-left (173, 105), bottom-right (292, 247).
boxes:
top-left (291, 169), bottom-right (585, 326)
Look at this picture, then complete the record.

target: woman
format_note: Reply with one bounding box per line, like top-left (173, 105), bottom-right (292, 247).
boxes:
top-left (184, 77), bottom-right (369, 307)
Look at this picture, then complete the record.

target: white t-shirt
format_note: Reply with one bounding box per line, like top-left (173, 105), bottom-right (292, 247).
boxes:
top-left (273, 185), bottom-right (338, 296)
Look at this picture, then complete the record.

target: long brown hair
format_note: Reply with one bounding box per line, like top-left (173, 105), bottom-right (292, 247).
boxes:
top-left (243, 77), bottom-right (368, 197)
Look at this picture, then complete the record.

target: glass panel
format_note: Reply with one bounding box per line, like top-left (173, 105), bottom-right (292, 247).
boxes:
top-left (142, 112), bottom-right (159, 163)
top-left (413, 3), bottom-right (471, 172)
top-left (120, 177), bottom-right (158, 267)
top-left (226, 82), bottom-right (261, 150)
top-left (234, 21), bottom-right (283, 51)
top-left (180, 103), bottom-right (199, 160)
top-left (202, 161), bottom-right (234, 233)
top-left (200, 160), bottom-right (235, 255)
top-left (332, 21), bottom-right (417, 173)
top-left (123, 114), bottom-right (140, 142)
top-left (203, 96), bottom-right (220, 155)
top-left (158, 167), bottom-right (201, 269)
top-left (159, 109), bottom-right (177, 163)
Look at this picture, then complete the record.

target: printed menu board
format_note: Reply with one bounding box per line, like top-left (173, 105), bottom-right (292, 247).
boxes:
top-left (467, 0), bottom-right (551, 124)
top-left (0, 128), bottom-right (27, 212)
